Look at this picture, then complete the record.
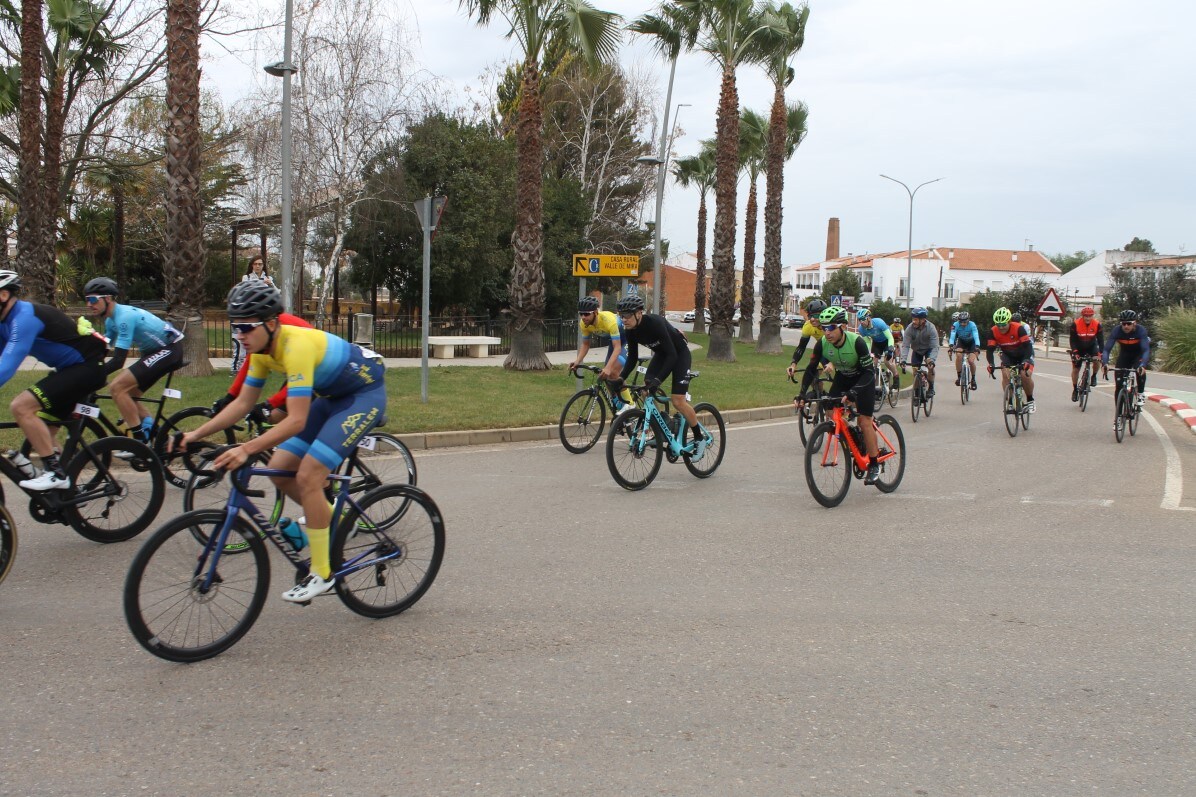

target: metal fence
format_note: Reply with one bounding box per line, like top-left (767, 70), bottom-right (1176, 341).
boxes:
top-left (206, 315), bottom-right (580, 359)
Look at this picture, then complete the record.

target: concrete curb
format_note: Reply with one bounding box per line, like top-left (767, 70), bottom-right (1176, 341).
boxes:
top-left (1148, 394), bottom-right (1196, 435)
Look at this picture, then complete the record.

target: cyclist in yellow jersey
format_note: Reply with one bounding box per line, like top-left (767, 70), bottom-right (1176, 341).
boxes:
top-left (570, 296), bottom-right (632, 408)
top-left (786, 298), bottom-right (828, 378)
top-left (174, 282), bottom-right (386, 602)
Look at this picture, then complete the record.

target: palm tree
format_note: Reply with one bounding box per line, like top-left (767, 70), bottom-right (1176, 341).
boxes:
top-left (677, 0), bottom-right (773, 361)
top-left (164, 0), bottom-right (211, 375)
top-left (755, 1), bottom-right (809, 354)
top-left (461, 0), bottom-right (621, 371)
top-left (672, 142), bottom-right (715, 334)
top-left (16, 0), bottom-right (49, 301)
top-left (736, 108), bottom-right (767, 342)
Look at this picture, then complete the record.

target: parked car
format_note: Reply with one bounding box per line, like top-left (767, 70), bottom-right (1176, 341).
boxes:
top-left (785, 313), bottom-right (805, 328)
top-left (683, 308), bottom-right (711, 323)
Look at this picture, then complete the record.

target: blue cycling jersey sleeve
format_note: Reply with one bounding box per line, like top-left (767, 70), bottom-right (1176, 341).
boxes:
top-left (950, 321), bottom-right (979, 346)
top-left (0, 301), bottom-right (44, 385)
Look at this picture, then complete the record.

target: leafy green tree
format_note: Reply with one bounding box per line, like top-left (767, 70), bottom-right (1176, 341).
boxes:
top-left (1103, 266), bottom-right (1196, 323)
top-left (867, 297), bottom-right (903, 326)
top-left (964, 290), bottom-right (1005, 332)
top-left (820, 265), bottom-right (860, 301)
top-left (1123, 237), bottom-right (1156, 253)
top-left (1049, 250), bottom-right (1095, 274)
top-left (1001, 277), bottom-right (1055, 321)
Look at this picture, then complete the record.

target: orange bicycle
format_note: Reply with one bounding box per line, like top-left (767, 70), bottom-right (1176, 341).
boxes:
top-left (803, 393), bottom-right (906, 507)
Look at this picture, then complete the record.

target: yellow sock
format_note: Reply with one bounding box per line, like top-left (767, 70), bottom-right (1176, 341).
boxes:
top-left (307, 527), bottom-right (331, 579)
top-left (620, 388), bottom-right (632, 404)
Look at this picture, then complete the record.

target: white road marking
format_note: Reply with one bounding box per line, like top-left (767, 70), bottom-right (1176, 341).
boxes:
top-left (1020, 496), bottom-right (1115, 507)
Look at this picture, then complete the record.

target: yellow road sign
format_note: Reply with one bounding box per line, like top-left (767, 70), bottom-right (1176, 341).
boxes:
top-left (573, 254), bottom-right (640, 278)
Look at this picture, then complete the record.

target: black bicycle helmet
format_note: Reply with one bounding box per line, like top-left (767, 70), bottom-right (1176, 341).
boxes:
top-left (805, 298), bottom-right (827, 315)
top-left (1011, 312), bottom-right (1022, 322)
top-left (578, 296), bottom-right (600, 313)
top-left (227, 281), bottom-right (283, 319)
top-left (1118, 309), bottom-right (1138, 322)
top-left (84, 277), bottom-right (119, 296)
top-left (616, 294), bottom-right (645, 314)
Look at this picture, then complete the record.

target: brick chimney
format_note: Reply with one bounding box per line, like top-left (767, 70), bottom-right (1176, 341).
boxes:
top-left (826, 217), bottom-right (840, 261)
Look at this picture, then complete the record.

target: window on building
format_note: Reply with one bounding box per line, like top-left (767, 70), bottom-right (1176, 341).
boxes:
top-left (943, 281), bottom-right (955, 299)
top-left (898, 278), bottom-right (909, 298)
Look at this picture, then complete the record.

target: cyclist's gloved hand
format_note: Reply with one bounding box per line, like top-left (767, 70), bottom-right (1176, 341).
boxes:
top-left (987, 365), bottom-right (995, 377)
top-left (246, 402), bottom-right (273, 425)
top-left (211, 393), bottom-right (235, 414)
top-left (645, 376), bottom-right (662, 392)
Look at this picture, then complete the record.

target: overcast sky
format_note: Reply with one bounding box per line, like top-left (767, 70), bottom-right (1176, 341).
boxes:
top-left (205, 0), bottom-right (1194, 267)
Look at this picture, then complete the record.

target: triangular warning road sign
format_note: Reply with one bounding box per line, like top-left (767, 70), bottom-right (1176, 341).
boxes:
top-left (1036, 287), bottom-right (1065, 318)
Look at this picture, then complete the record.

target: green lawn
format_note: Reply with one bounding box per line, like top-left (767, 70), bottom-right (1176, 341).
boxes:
top-left (0, 333), bottom-right (802, 447)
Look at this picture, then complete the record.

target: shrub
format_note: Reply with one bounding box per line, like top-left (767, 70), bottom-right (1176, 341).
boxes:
top-left (1154, 309), bottom-right (1196, 375)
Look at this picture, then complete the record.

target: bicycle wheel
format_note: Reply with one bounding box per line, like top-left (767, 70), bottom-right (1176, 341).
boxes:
top-left (804, 421), bottom-right (851, 508)
top-left (62, 437), bottom-right (165, 542)
top-left (682, 403), bottom-right (726, 478)
top-left (1079, 363), bottom-right (1091, 412)
top-left (798, 398), bottom-right (824, 448)
top-left (1020, 388), bottom-right (1031, 430)
top-left (960, 364), bottom-right (970, 405)
top-left (183, 450), bottom-right (282, 553)
top-left (124, 510), bottom-right (270, 663)
top-left (924, 383), bottom-right (934, 417)
top-left (910, 376), bottom-right (922, 423)
top-left (332, 484), bottom-right (445, 619)
top-left (155, 406), bottom-right (237, 489)
top-left (0, 503), bottom-right (16, 586)
top-left (872, 415), bottom-right (906, 493)
top-left (1004, 383), bottom-right (1019, 437)
top-left (887, 371), bottom-right (899, 408)
top-left (606, 409), bottom-right (663, 491)
top-left (345, 432), bottom-right (418, 492)
top-left (1129, 393), bottom-right (1140, 436)
top-left (1114, 392), bottom-right (1127, 443)
top-left (558, 388), bottom-right (606, 454)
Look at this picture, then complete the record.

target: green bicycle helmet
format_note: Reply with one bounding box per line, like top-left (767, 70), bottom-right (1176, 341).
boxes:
top-left (818, 306), bottom-right (849, 326)
top-left (993, 307), bottom-right (1012, 325)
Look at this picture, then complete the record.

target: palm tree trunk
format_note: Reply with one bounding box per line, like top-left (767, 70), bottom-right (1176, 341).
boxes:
top-left (693, 196), bottom-right (707, 335)
top-left (738, 175), bottom-right (758, 342)
top-left (164, 0), bottom-right (212, 376)
top-left (757, 84), bottom-right (787, 354)
top-left (504, 56), bottom-right (551, 371)
top-left (16, 0), bottom-right (50, 303)
top-left (707, 64), bottom-right (738, 362)
top-left (42, 66), bottom-right (66, 304)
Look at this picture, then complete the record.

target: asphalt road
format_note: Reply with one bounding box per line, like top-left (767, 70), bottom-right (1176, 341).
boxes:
top-left (2, 354), bottom-right (1194, 796)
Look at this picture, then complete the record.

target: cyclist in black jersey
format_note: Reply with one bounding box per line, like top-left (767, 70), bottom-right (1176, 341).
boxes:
top-left (615, 295), bottom-right (708, 458)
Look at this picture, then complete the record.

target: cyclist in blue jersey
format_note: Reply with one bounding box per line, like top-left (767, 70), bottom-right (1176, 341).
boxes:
top-left (855, 308), bottom-right (900, 393)
top-left (0, 270), bottom-right (108, 490)
top-left (947, 311), bottom-right (982, 391)
top-left (83, 277), bottom-right (185, 444)
top-left (1102, 309), bottom-right (1150, 407)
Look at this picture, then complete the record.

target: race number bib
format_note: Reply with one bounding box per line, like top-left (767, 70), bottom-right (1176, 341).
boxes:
top-left (357, 436), bottom-right (377, 451)
top-left (74, 404), bottom-right (101, 418)
top-left (163, 388), bottom-right (183, 399)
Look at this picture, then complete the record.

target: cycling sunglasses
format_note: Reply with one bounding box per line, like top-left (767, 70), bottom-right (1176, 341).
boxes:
top-left (822, 323), bottom-right (844, 332)
top-left (231, 321), bottom-right (266, 335)
top-left (84, 295), bottom-right (110, 304)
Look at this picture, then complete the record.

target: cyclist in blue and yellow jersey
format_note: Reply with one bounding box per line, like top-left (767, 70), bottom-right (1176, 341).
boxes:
top-left (855, 308), bottom-right (901, 393)
top-left (569, 295), bottom-right (632, 410)
top-left (1068, 306), bottom-right (1104, 402)
top-left (899, 307), bottom-right (940, 398)
top-left (174, 282), bottom-right (386, 602)
top-left (0, 270), bottom-right (108, 491)
top-left (796, 306), bottom-right (882, 484)
top-left (948, 311), bottom-right (982, 392)
top-left (787, 298), bottom-right (828, 377)
top-left (1102, 309), bottom-right (1150, 408)
top-left (83, 277), bottom-right (185, 444)
top-left (985, 306), bottom-right (1037, 413)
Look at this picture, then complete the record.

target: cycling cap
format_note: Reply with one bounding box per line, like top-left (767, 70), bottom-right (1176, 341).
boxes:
top-left (84, 277), bottom-right (119, 296)
top-left (616, 295), bottom-right (644, 314)
top-left (227, 281), bottom-right (283, 319)
top-left (1080, 306), bottom-right (1095, 317)
top-left (958, 311), bottom-right (970, 323)
top-left (578, 296), bottom-right (600, 313)
top-left (818, 306), bottom-right (848, 326)
top-left (856, 308), bottom-right (871, 321)
top-left (0, 269), bottom-right (21, 292)
top-left (805, 298), bottom-right (827, 314)
top-left (910, 307), bottom-right (928, 319)
top-left (1118, 309), bottom-right (1138, 322)
top-left (993, 307), bottom-right (1012, 324)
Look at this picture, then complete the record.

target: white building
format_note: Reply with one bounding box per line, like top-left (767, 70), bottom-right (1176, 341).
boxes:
top-left (789, 247), bottom-right (1062, 309)
top-left (1047, 250), bottom-right (1196, 303)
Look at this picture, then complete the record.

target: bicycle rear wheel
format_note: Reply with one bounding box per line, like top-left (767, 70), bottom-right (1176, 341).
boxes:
top-left (798, 398), bottom-right (825, 450)
top-left (332, 484), bottom-right (445, 619)
top-left (124, 510), bottom-right (269, 663)
top-left (63, 437), bottom-right (165, 542)
top-left (682, 403), bottom-right (726, 478)
top-left (872, 415), bottom-right (906, 493)
top-left (1129, 397), bottom-right (1140, 436)
top-left (1020, 389), bottom-right (1031, 430)
top-left (155, 406), bottom-right (237, 489)
top-left (606, 409), bottom-right (663, 491)
top-left (804, 421), bottom-right (852, 508)
top-left (0, 503), bottom-right (16, 586)
top-left (1004, 383), bottom-right (1020, 437)
top-left (344, 432), bottom-right (418, 492)
top-left (558, 388), bottom-right (606, 454)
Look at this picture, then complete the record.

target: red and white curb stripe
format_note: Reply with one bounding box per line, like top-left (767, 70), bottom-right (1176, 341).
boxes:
top-left (1148, 394), bottom-right (1196, 435)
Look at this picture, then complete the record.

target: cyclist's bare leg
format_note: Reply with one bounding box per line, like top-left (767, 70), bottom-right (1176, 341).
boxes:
top-left (109, 369), bottom-right (149, 428)
top-left (671, 393), bottom-right (698, 428)
top-left (10, 391), bottom-right (55, 457)
top-left (859, 414), bottom-right (880, 458)
top-left (1023, 371), bottom-right (1036, 398)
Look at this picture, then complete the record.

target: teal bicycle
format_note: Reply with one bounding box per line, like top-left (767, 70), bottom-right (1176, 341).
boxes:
top-left (605, 377), bottom-right (726, 491)
top-left (123, 449), bottom-right (445, 662)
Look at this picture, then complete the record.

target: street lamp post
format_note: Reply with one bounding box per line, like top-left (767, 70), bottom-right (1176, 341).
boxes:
top-left (264, 0), bottom-right (298, 313)
top-left (637, 103), bottom-right (690, 314)
top-left (880, 174), bottom-right (943, 308)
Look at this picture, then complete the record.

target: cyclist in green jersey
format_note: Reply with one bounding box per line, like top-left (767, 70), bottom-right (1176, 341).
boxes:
top-left (796, 306), bottom-right (882, 484)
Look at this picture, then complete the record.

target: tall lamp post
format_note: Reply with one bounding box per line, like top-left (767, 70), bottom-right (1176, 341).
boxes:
top-left (637, 103), bottom-right (690, 314)
top-left (880, 174), bottom-right (943, 308)
top-left (265, 0), bottom-right (298, 313)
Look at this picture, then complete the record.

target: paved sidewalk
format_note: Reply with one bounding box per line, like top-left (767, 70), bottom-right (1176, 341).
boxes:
top-left (1147, 390), bottom-right (1196, 436)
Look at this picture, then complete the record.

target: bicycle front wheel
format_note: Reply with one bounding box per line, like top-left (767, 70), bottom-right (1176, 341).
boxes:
top-left (63, 437), bottom-right (165, 542)
top-left (682, 403), bottom-right (726, 478)
top-left (872, 415), bottom-right (906, 493)
top-left (558, 388), bottom-right (606, 454)
top-left (1079, 363), bottom-right (1091, 412)
top-left (332, 484), bottom-right (445, 619)
top-left (0, 503), bottom-right (16, 586)
top-left (910, 378), bottom-right (922, 423)
top-left (804, 421), bottom-right (851, 508)
top-left (887, 372), bottom-right (899, 408)
top-left (1114, 392), bottom-right (1127, 443)
top-left (124, 510), bottom-right (270, 663)
top-left (156, 406), bottom-right (237, 489)
top-left (606, 409), bottom-right (663, 491)
top-left (1003, 383), bottom-right (1019, 437)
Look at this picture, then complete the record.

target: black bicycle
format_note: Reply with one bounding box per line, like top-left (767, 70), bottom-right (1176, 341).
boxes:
top-left (1073, 352), bottom-right (1099, 413)
top-left (1108, 366), bottom-right (1143, 443)
top-left (791, 371), bottom-right (830, 449)
top-left (904, 360), bottom-right (935, 422)
top-left (558, 360), bottom-right (646, 453)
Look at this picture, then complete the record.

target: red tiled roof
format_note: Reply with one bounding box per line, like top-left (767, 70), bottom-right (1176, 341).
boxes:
top-left (1120, 256), bottom-right (1196, 269)
top-left (929, 248), bottom-right (1060, 274)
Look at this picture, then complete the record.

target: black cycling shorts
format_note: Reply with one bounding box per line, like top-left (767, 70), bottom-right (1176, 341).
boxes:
top-left (128, 340), bottom-right (184, 391)
top-left (655, 345), bottom-right (693, 395)
top-left (953, 342), bottom-right (980, 354)
top-left (29, 362), bottom-right (107, 422)
top-left (831, 369), bottom-right (876, 418)
top-left (870, 340), bottom-right (895, 360)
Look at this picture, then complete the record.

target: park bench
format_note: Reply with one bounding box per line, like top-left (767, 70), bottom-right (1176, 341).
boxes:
top-left (427, 335), bottom-right (502, 359)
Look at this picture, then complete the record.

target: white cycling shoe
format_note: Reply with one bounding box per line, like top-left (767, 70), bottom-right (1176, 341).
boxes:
top-left (19, 471), bottom-right (70, 491)
top-left (282, 573), bottom-right (336, 603)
